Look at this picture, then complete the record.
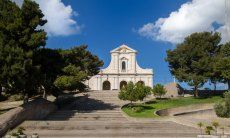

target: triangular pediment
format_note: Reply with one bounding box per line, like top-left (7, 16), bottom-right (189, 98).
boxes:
top-left (110, 44), bottom-right (137, 53)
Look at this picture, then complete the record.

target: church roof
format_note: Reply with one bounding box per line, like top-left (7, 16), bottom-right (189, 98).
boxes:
top-left (110, 44), bottom-right (137, 53)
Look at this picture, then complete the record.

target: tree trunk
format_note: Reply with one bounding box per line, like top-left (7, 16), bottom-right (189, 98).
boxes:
top-left (43, 91), bottom-right (47, 99)
top-left (23, 93), bottom-right (29, 104)
top-left (0, 86), bottom-right (2, 96)
top-left (214, 82), bottom-right (217, 91)
top-left (42, 85), bottom-right (47, 99)
top-left (194, 85), bottom-right (198, 97)
top-left (228, 80), bottom-right (230, 91)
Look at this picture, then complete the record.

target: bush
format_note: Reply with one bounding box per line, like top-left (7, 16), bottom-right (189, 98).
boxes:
top-left (132, 106), bottom-right (144, 113)
top-left (135, 83), bottom-right (151, 101)
top-left (214, 91), bottom-right (230, 118)
top-left (118, 82), bottom-right (151, 103)
top-left (152, 84), bottom-right (167, 99)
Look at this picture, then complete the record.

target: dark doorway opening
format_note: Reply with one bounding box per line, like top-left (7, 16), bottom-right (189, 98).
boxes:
top-left (137, 81), bottom-right (145, 85)
top-left (103, 81), bottom-right (111, 90)
top-left (120, 81), bottom-right (128, 89)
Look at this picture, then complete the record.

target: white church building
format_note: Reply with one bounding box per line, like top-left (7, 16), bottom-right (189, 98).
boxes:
top-left (87, 44), bottom-right (153, 90)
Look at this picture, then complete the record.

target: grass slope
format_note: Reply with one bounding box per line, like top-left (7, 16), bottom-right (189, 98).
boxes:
top-left (122, 96), bottom-right (222, 118)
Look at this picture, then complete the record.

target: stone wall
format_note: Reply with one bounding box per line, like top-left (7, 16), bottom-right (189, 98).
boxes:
top-left (155, 103), bottom-right (214, 117)
top-left (0, 98), bottom-right (57, 136)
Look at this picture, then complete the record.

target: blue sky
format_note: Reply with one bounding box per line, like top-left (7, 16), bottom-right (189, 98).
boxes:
top-left (46, 0), bottom-right (188, 85)
top-left (20, 0), bottom-right (228, 89)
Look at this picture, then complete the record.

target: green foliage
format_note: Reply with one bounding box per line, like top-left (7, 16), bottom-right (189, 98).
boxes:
top-left (197, 122), bottom-right (204, 134)
top-left (118, 82), bottom-right (151, 103)
top-left (205, 126), bottom-right (214, 135)
top-left (214, 91), bottom-right (230, 118)
top-left (132, 106), bottom-right (144, 113)
top-left (0, 0), bottom-right (47, 97)
top-left (122, 96), bottom-right (222, 118)
top-left (60, 45), bottom-right (104, 78)
top-left (166, 32), bottom-right (221, 97)
top-left (118, 82), bottom-right (136, 103)
top-left (152, 84), bottom-right (167, 99)
top-left (197, 122), bottom-right (204, 128)
top-left (54, 76), bottom-right (86, 91)
top-left (211, 121), bottom-right (219, 134)
top-left (54, 46), bottom-right (103, 91)
top-left (215, 42), bottom-right (230, 90)
top-left (0, 1), bottom-right (103, 98)
top-left (16, 127), bottom-right (25, 135)
top-left (135, 83), bottom-right (151, 101)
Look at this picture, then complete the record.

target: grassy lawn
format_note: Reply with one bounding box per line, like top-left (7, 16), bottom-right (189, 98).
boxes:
top-left (122, 96), bottom-right (222, 118)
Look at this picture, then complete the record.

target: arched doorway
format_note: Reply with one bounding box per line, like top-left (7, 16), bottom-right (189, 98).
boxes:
top-left (137, 81), bottom-right (145, 85)
top-left (103, 81), bottom-right (111, 90)
top-left (120, 81), bottom-right (127, 89)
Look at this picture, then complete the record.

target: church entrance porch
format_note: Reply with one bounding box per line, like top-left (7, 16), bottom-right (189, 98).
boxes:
top-left (120, 81), bottom-right (127, 90)
top-left (103, 81), bottom-right (111, 90)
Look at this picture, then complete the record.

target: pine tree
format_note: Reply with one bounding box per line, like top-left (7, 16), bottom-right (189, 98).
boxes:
top-left (0, 0), bottom-right (47, 97)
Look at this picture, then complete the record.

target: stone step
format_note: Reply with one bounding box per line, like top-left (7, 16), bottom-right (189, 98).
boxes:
top-left (54, 110), bottom-right (122, 113)
top-left (46, 117), bottom-right (128, 121)
top-left (53, 111), bottom-right (122, 115)
top-left (47, 113), bottom-right (124, 118)
top-left (23, 126), bottom-right (197, 134)
top-left (18, 90), bottom-right (200, 138)
top-left (23, 129), bottom-right (198, 137)
top-left (87, 94), bottom-right (119, 96)
top-left (22, 121), bottom-right (197, 130)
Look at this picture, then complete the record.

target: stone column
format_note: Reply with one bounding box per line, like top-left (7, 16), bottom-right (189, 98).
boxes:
top-left (100, 76), bottom-right (102, 90)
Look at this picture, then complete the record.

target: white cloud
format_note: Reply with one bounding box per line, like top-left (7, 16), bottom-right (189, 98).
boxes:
top-left (12, 0), bottom-right (82, 36)
top-left (138, 0), bottom-right (230, 44)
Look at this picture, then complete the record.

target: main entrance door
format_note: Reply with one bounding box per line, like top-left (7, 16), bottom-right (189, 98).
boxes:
top-left (103, 81), bottom-right (111, 90)
top-left (120, 81), bottom-right (127, 89)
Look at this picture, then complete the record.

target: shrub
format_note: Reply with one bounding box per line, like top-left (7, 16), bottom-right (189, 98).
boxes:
top-left (197, 122), bottom-right (204, 134)
top-left (214, 91), bottom-right (230, 118)
top-left (135, 83), bottom-right (151, 101)
top-left (118, 82), bottom-right (151, 103)
top-left (211, 121), bottom-right (219, 134)
top-left (205, 126), bottom-right (214, 135)
top-left (132, 106), bottom-right (144, 113)
top-left (118, 82), bottom-right (136, 103)
top-left (17, 127), bottom-right (25, 135)
top-left (152, 84), bottom-right (167, 99)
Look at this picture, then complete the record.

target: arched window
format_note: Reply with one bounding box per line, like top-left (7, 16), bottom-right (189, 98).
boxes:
top-left (122, 61), bottom-right (126, 70)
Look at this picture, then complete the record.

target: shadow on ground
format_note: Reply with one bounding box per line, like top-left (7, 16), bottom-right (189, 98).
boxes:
top-left (44, 96), bottom-right (120, 121)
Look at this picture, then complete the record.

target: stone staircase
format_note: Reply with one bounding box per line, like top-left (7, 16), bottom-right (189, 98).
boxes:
top-left (20, 90), bottom-right (199, 138)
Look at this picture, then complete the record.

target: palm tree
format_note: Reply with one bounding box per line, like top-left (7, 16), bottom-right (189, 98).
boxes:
top-left (197, 122), bottom-right (204, 134)
top-left (205, 126), bottom-right (214, 135)
top-left (220, 127), bottom-right (225, 135)
top-left (212, 121), bottom-right (220, 135)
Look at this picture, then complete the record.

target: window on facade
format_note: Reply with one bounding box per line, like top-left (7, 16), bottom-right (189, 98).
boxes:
top-left (122, 61), bottom-right (126, 71)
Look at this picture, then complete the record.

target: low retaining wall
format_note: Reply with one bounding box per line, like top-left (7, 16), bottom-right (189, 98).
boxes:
top-left (155, 104), bottom-right (214, 117)
top-left (0, 98), bottom-right (57, 136)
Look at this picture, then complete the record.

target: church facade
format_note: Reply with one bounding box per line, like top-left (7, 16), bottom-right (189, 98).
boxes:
top-left (87, 44), bottom-right (153, 90)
